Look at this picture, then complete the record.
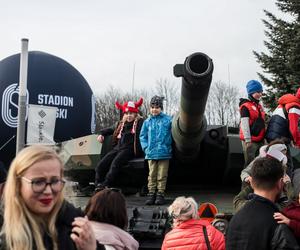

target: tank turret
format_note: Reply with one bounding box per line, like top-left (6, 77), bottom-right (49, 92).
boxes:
top-left (172, 52), bottom-right (214, 161)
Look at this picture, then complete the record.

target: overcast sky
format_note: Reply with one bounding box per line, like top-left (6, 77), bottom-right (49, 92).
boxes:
top-left (0, 0), bottom-right (287, 96)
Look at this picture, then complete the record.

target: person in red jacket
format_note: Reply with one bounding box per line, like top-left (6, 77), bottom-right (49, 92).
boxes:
top-left (161, 196), bottom-right (225, 250)
top-left (239, 80), bottom-right (265, 166)
top-left (274, 192), bottom-right (300, 243)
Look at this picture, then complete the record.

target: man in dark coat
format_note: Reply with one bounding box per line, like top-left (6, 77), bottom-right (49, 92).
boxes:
top-left (226, 157), bottom-right (299, 250)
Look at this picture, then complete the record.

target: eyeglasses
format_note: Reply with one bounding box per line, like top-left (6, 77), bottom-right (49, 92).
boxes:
top-left (21, 176), bottom-right (65, 194)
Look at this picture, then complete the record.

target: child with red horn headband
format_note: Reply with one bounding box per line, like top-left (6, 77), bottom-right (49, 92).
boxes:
top-left (95, 98), bottom-right (144, 190)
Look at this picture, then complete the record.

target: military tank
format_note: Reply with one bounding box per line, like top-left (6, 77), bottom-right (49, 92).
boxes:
top-left (59, 51), bottom-right (300, 191)
top-left (60, 52), bottom-right (246, 190)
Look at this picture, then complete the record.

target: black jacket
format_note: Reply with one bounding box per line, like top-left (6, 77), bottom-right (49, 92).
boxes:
top-left (54, 200), bottom-right (83, 250)
top-left (226, 194), bottom-right (299, 250)
top-left (51, 200), bottom-right (105, 250)
top-left (266, 113), bottom-right (290, 143)
top-left (101, 117), bottom-right (144, 157)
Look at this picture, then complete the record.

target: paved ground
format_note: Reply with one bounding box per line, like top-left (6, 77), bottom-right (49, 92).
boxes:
top-left (67, 184), bottom-right (237, 212)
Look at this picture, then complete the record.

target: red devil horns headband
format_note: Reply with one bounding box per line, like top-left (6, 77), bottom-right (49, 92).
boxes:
top-left (115, 98), bottom-right (143, 113)
top-left (134, 98), bottom-right (143, 108)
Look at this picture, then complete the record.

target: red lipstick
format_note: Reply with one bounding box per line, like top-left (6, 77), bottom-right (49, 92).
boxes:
top-left (39, 198), bottom-right (52, 205)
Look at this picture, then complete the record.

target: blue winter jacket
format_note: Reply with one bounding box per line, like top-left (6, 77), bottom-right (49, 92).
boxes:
top-left (139, 112), bottom-right (172, 160)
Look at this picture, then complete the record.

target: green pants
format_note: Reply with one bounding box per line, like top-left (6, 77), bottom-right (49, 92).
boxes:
top-left (148, 159), bottom-right (169, 194)
top-left (242, 141), bottom-right (264, 167)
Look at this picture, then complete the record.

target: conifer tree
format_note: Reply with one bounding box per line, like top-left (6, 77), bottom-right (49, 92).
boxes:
top-left (254, 0), bottom-right (300, 110)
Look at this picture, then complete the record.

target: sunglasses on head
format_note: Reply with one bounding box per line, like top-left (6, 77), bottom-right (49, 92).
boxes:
top-left (95, 186), bottom-right (121, 194)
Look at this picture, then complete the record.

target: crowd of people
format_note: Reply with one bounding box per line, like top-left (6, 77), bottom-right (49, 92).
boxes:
top-left (92, 85), bottom-right (300, 249)
top-left (0, 143), bottom-right (225, 250)
top-left (0, 84), bottom-right (299, 250)
top-left (227, 81), bottom-right (300, 249)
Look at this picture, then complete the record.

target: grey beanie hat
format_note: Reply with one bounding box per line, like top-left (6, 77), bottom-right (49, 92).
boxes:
top-left (150, 95), bottom-right (164, 109)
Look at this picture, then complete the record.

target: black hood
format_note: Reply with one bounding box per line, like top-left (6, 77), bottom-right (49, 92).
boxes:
top-left (239, 98), bottom-right (250, 107)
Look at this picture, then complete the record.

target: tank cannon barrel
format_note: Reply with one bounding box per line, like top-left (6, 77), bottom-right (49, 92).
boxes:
top-left (172, 52), bottom-right (214, 161)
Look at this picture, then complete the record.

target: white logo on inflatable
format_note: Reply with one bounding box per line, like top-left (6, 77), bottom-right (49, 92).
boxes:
top-left (1, 83), bottom-right (29, 128)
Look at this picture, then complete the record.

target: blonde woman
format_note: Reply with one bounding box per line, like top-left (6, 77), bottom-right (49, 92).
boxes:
top-left (0, 145), bottom-right (102, 250)
top-left (162, 196), bottom-right (225, 250)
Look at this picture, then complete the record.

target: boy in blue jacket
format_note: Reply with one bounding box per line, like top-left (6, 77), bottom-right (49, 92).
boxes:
top-left (139, 96), bottom-right (172, 205)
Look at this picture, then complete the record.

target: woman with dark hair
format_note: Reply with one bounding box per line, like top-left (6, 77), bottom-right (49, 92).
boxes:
top-left (85, 188), bottom-right (139, 250)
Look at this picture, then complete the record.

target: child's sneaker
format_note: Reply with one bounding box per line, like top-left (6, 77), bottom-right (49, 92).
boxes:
top-left (145, 193), bottom-right (156, 205)
top-left (155, 193), bottom-right (165, 205)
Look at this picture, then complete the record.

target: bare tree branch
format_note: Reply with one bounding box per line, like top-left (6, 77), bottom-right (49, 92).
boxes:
top-left (205, 81), bottom-right (239, 127)
top-left (154, 78), bottom-right (180, 116)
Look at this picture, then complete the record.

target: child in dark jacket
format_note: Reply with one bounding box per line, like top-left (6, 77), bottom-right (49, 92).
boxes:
top-left (95, 98), bottom-right (144, 189)
top-left (139, 96), bottom-right (172, 205)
